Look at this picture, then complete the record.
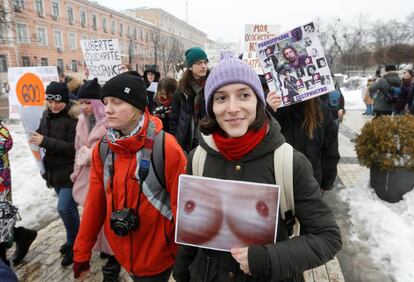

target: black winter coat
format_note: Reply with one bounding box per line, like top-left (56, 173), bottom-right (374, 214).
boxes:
top-left (36, 103), bottom-right (77, 188)
top-left (272, 100), bottom-right (340, 190)
top-left (169, 90), bottom-right (206, 153)
top-left (173, 118), bottom-right (342, 282)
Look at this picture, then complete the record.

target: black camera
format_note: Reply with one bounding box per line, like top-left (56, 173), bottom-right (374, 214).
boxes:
top-left (110, 208), bottom-right (138, 237)
top-left (153, 105), bottom-right (171, 119)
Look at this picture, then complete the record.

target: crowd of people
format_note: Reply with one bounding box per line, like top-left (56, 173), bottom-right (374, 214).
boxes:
top-left (12, 43), bottom-right (414, 282)
top-left (364, 65), bottom-right (414, 117)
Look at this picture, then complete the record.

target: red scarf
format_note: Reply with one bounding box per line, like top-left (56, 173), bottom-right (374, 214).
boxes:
top-left (212, 122), bottom-right (268, 161)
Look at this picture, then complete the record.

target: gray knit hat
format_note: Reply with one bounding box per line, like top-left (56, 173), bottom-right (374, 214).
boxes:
top-left (204, 52), bottom-right (265, 114)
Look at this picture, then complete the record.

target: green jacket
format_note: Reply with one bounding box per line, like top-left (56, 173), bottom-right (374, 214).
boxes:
top-left (369, 72), bottom-right (401, 112)
top-left (173, 117), bottom-right (342, 282)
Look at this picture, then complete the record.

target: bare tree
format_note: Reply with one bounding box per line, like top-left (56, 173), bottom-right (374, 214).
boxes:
top-left (0, 0), bottom-right (14, 42)
top-left (151, 28), bottom-right (161, 66)
top-left (159, 36), bottom-right (184, 76)
top-left (385, 43), bottom-right (414, 65)
top-left (369, 19), bottom-right (412, 48)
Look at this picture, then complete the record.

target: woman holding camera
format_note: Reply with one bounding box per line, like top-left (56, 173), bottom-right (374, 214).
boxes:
top-left (153, 77), bottom-right (178, 133)
top-left (73, 71), bottom-right (187, 281)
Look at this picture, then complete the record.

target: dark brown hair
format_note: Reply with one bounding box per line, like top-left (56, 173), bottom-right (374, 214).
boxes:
top-left (178, 69), bottom-right (210, 97)
top-left (199, 99), bottom-right (267, 135)
top-left (157, 77), bottom-right (178, 95)
top-left (302, 98), bottom-right (324, 139)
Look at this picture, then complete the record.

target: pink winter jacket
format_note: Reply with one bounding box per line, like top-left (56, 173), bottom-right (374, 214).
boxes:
top-left (71, 113), bottom-right (111, 254)
top-left (71, 114), bottom-right (107, 205)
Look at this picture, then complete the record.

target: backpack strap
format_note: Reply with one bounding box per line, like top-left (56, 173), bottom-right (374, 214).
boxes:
top-left (192, 145), bottom-right (207, 176)
top-left (274, 142), bottom-right (300, 237)
top-left (151, 130), bottom-right (165, 187)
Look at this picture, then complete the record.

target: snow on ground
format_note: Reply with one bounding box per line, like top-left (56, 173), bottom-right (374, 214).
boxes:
top-left (339, 89), bottom-right (414, 282)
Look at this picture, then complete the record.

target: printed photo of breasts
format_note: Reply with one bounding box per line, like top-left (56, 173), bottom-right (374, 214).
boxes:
top-left (176, 175), bottom-right (279, 251)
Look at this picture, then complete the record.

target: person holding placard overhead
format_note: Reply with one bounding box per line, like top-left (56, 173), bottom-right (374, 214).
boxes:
top-left (173, 52), bottom-right (341, 282)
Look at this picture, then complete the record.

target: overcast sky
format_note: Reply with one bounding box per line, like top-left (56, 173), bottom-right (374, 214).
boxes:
top-left (95, 0), bottom-right (412, 42)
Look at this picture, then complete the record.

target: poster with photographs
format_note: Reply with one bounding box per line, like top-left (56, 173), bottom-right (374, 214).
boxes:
top-left (176, 175), bottom-right (280, 252)
top-left (256, 22), bottom-right (334, 107)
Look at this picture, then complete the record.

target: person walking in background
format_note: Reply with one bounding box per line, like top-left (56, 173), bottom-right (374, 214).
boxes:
top-left (369, 64), bottom-right (401, 117)
top-left (170, 47), bottom-right (210, 153)
top-left (407, 70), bottom-right (414, 115)
top-left (0, 119), bottom-right (37, 267)
top-left (29, 81), bottom-right (79, 267)
top-left (173, 52), bottom-right (341, 282)
top-left (398, 69), bottom-right (413, 115)
top-left (72, 71), bottom-right (187, 281)
top-left (363, 78), bottom-right (375, 116)
top-left (143, 65), bottom-right (161, 113)
top-left (154, 77), bottom-right (178, 133)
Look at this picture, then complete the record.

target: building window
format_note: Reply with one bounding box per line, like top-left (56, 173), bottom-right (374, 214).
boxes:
top-left (68, 32), bottom-right (76, 49)
top-left (16, 23), bottom-right (29, 44)
top-left (54, 29), bottom-right (63, 48)
top-left (0, 55), bottom-right (7, 72)
top-left (12, 0), bottom-right (25, 11)
top-left (140, 29), bottom-right (143, 41)
top-left (81, 33), bottom-right (88, 41)
top-left (67, 6), bottom-right (74, 24)
top-left (51, 0), bottom-right (60, 17)
top-left (35, 0), bottom-right (44, 17)
top-left (80, 10), bottom-right (86, 27)
top-left (102, 18), bottom-right (107, 32)
top-left (111, 20), bottom-right (115, 34)
top-left (41, 57), bottom-right (48, 66)
top-left (36, 26), bottom-right (47, 46)
top-left (92, 14), bottom-right (97, 30)
top-left (127, 25), bottom-right (131, 37)
top-left (133, 27), bottom-right (137, 40)
top-left (71, 60), bottom-right (77, 72)
top-left (57, 59), bottom-right (64, 70)
top-left (119, 23), bottom-right (123, 36)
top-left (22, 56), bottom-right (31, 67)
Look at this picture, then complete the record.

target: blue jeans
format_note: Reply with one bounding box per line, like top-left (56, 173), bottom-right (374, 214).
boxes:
top-left (54, 187), bottom-right (80, 246)
top-left (366, 104), bottom-right (374, 116)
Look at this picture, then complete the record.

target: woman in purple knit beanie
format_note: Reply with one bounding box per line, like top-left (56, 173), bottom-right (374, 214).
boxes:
top-left (172, 51), bottom-right (342, 282)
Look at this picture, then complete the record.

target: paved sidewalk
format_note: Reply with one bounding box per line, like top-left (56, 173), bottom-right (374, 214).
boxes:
top-left (10, 110), bottom-right (378, 282)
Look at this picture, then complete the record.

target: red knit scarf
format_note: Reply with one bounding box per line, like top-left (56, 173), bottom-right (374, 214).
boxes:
top-left (212, 122), bottom-right (268, 161)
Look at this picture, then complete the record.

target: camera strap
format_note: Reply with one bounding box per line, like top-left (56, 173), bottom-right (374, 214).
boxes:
top-left (108, 120), bottom-right (157, 214)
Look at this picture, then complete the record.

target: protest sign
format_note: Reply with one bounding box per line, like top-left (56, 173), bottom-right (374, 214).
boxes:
top-left (7, 66), bottom-right (59, 174)
top-left (256, 22), bottom-right (335, 107)
top-left (176, 175), bottom-right (280, 252)
top-left (204, 42), bottom-right (240, 66)
top-left (80, 39), bottom-right (122, 83)
top-left (244, 24), bottom-right (280, 74)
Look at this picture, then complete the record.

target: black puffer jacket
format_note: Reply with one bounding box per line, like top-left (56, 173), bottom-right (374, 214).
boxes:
top-left (272, 100), bottom-right (340, 190)
top-left (36, 103), bottom-right (77, 188)
top-left (169, 90), bottom-right (206, 153)
top-left (173, 118), bottom-right (342, 282)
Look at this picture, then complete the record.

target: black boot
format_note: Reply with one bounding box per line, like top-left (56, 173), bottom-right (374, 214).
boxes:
top-left (59, 242), bottom-right (69, 255)
top-left (102, 256), bottom-right (121, 282)
top-left (12, 226), bottom-right (37, 265)
top-left (61, 246), bottom-right (73, 267)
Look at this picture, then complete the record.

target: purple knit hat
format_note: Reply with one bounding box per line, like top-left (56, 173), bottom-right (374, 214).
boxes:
top-left (204, 51), bottom-right (265, 114)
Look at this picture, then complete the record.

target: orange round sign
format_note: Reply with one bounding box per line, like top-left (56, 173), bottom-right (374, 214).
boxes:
top-left (15, 73), bottom-right (45, 106)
